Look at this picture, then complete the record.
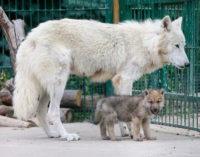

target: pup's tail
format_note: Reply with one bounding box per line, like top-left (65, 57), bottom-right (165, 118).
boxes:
top-left (13, 42), bottom-right (41, 121)
top-left (93, 99), bottom-right (104, 124)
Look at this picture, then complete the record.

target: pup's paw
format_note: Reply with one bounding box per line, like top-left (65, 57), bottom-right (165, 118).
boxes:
top-left (47, 131), bottom-right (60, 138)
top-left (102, 136), bottom-right (110, 140)
top-left (61, 133), bottom-right (80, 141)
top-left (146, 136), bottom-right (157, 140)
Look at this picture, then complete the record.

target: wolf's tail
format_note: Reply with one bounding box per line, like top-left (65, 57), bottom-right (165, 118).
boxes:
top-left (93, 99), bottom-right (104, 124)
top-left (13, 41), bottom-right (41, 121)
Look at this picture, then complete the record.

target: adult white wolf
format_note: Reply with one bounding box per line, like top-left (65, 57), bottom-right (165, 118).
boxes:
top-left (13, 16), bottom-right (189, 141)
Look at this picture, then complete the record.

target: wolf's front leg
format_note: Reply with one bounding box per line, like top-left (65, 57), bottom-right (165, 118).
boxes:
top-left (127, 122), bottom-right (133, 139)
top-left (112, 74), bottom-right (133, 137)
top-left (142, 118), bottom-right (156, 140)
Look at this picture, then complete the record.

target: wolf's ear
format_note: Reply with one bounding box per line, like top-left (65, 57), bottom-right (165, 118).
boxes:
top-left (173, 17), bottom-right (182, 28)
top-left (144, 89), bottom-right (149, 96)
top-left (161, 16), bottom-right (172, 32)
top-left (160, 89), bottom-right (164, 95)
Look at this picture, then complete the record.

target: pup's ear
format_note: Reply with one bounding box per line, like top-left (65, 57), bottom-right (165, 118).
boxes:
top-left (161, 16), bottom-right (172, 32)
top-left (173, 16), bottom-right (182, 28)
top-left (160, 89), bottom-right (164, 95)
top-left (144, 89), bottom-right (149, 96)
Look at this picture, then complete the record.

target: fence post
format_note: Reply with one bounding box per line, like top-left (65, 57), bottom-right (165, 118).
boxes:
top-left (113, 0), bottom-right (119, 23)
top-left (105, 0), bottom-right (120, 96)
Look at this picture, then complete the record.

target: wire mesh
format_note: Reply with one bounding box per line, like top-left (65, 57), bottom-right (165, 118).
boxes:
top-left (120, 0), bottom-right (200, 131)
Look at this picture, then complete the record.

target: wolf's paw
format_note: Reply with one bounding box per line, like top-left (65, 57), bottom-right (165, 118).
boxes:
top-left (71, 133), bottom-right (80, 140)
top-left (48, 131), bottom-right (60, 138)
top-left (102, 136), bottom-right (110, 140)
top-left (61, 133), bottom-right (80, 141)
top-left (133, 137), bottom-right (143, 141)
top-left (130, 135), bottom-right (133, 139)
top-left (121, 133), bottom-right (129, 137)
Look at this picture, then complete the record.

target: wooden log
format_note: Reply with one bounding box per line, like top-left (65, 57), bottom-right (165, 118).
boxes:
top-left (0, 88), bottom-right (12, 105)
top-left (60, 108), bottom-right (74, 123)
top-left (3, 78), bottom-right (14, 94)
top-left (84, 94), bottom-right (104, 108)
top-left (0, 78), bottom-right (14, 105)
top-left (61, 90), bottom-right (82, 107)
top-left (0, 115), bottom-right (36, 127)
top-left (0, 105), bottom-right (13, 115)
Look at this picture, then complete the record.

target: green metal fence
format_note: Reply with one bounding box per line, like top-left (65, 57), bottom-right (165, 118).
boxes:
top-left (0, 0), bottom-right (199, 131)
top-left (0, 0), bottom-right (112, 121)
top-left (120, 0), bottom-right (200, 131)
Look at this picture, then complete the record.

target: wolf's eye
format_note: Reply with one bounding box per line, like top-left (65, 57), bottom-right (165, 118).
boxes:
top-left (175, 44), bottom-right (179, 48)
top-left (149, 101), bottom-right (153, 104)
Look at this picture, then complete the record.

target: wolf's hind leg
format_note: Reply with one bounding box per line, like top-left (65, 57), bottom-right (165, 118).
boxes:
top-left (106, 123), bottom-right (116, 141)
top-left (36, 93), bottom-right (59, 138)
top-left (132, 117), bottom-right (143, 141)
top-left (127, 122), bottom-right (133, 139)
top-left (47, 67), bottom-right (80, 141)
top-left (100, 119), bottom-right (109, 140)
top-left (48, 81), bottom-right (80, 141)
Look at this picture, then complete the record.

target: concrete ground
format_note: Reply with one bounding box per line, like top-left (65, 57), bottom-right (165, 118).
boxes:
top-left (0, 122), bottom-right (200, 157)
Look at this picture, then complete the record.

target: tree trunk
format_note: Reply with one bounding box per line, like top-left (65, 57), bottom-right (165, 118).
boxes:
top-left (0, 7), bottom-right (25, 75)
top-left (0, 7), bottom-right (25, 106)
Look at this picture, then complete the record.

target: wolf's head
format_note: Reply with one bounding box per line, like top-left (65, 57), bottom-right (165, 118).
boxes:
top-left (158, 16), bottom-right (190, 69)
top-left (143, 89), bottom-right (164, 115)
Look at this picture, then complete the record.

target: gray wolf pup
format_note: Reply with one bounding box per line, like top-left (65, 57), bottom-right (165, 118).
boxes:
top-left (94, 89), bottom-right (164, 141)
top-left (13, 15), bottom-right (188, 141)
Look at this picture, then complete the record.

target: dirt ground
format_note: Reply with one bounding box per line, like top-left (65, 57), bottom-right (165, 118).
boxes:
top-left (0, 122), bottom-right (200, 157)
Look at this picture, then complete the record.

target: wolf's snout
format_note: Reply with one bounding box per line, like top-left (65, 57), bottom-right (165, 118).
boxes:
top-left (180, 62), bottom-right (190, 69)
top-left (150, 106), bottom-right (159, 115)
top-left (185, 62), bottom-right (190, 67)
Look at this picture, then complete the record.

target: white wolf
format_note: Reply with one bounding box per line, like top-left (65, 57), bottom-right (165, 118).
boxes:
top-left (13, 16), bottom-right (189, 141)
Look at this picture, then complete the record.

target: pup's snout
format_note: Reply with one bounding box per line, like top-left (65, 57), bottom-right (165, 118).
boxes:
top-left (153, 108), bottom-right (158, 113)
top-left (150, 107), bottom-right (159, 115)
top-left (185, 62), bottom-right (190, 67)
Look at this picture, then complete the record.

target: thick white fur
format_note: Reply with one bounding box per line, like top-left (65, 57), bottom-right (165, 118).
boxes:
top-left (13, 16), bottom-right (189, 140)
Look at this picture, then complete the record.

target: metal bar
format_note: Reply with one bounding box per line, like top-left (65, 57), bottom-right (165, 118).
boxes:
top-left (113, 0), bottom-right (119, 23)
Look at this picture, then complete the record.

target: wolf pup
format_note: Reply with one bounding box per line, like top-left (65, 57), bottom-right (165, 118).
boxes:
top-left (94, 89), bottom-right (164, 141)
